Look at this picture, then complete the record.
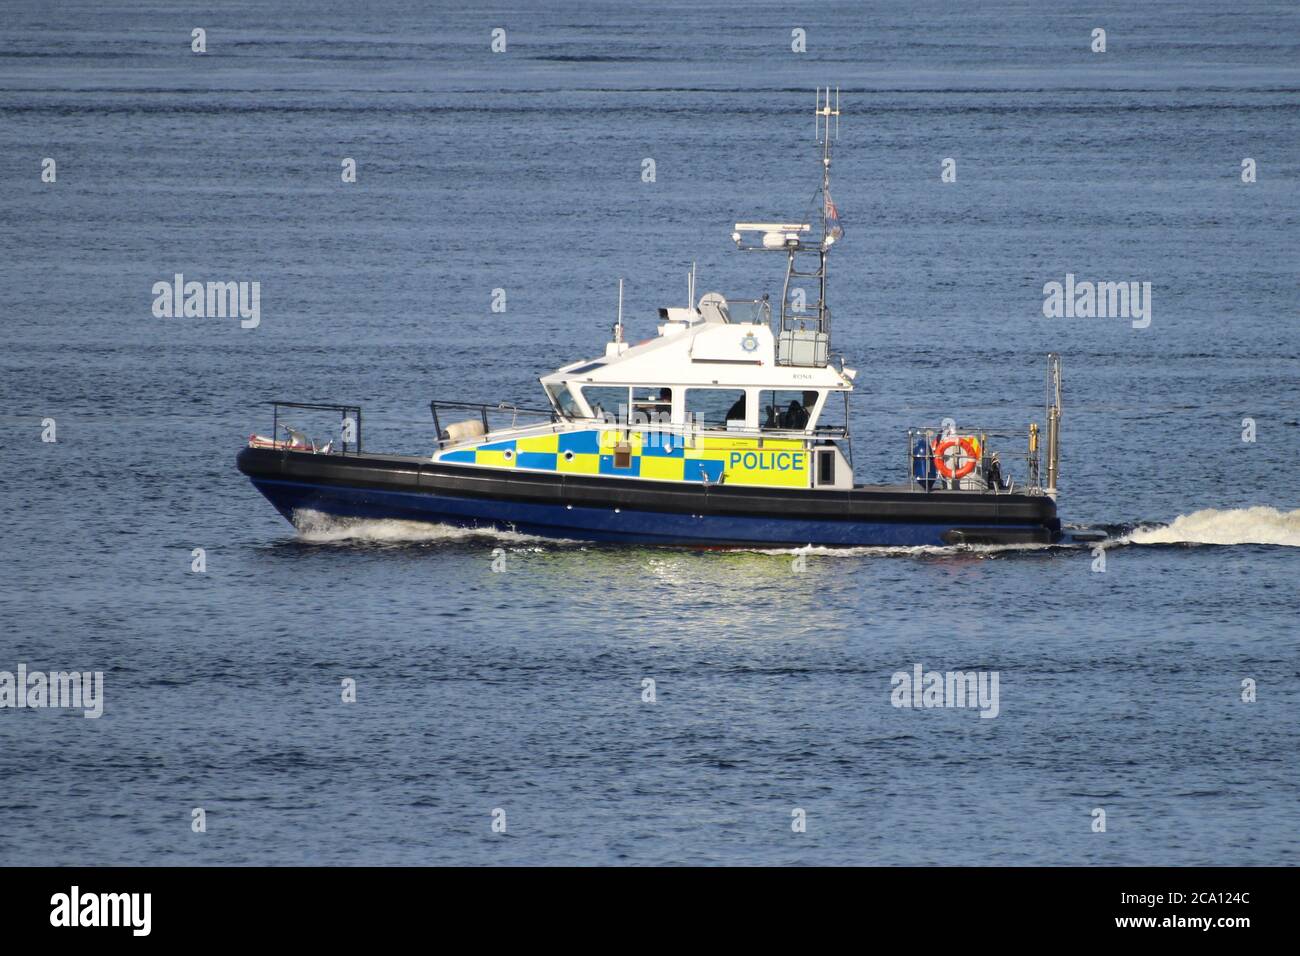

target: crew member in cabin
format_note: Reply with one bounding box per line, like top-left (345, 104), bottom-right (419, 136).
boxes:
top-left (635, 387), bottom-right (672, 425)
top-left (780, 391), bottom-right (820, 429)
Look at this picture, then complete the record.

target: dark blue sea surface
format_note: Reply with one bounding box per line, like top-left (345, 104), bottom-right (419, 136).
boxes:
top-left (1, 0), bottom-right (1297, 865)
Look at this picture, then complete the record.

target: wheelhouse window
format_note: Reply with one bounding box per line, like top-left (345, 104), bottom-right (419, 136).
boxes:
top-left (686, 388), bottom-right (748, 429)
top-left (631, 387), bottom-right (672, 427)
top-left (761, 390), bottom-right (821, 430)
top-left (545, 383), bottom-right (582, 420)
top-left (579, 386), bottom-right (631, 423)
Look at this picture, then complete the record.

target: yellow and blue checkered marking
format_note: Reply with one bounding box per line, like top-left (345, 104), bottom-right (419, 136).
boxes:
top-left (438, 429), bottom-right (810, 488)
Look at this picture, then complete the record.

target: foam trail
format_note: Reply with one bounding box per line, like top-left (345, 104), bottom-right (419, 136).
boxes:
top-left (743, 541), bottom-right (1060, 558)
top-left (1125, 507), bottom-right (1300, 547)
top-left (292, 508), bottom-right (1300, 550)
top-left (292, 509), bottom-right (553, 545)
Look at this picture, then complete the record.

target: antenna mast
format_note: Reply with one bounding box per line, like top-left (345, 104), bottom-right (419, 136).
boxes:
top-left (816, 85), bottom-right (840, 240)
top-left (778, 88), bottom-right (840, 349)
top-left (729, 88), bottom-right (844, 368)
top-left (614, 277), bottom-right (624, 343)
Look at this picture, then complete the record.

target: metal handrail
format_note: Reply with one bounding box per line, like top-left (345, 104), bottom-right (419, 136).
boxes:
top-left (268, 401), bottom-right (362, 454)
top-left (430, 396), bottom-right (850, 450)
top-left (906, 426), bottom-right (1041, 495)
top-left (430, 399), bottom-right (571, 447)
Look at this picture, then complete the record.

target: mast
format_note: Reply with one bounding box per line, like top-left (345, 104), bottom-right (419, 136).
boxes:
top-left (810, 85), bottom-right (840, 337)
top-left (778, 87), bottom-right (839, 349)
top-left (1045, 353), bottom-right (1062, 497)
top-left (731, 87), bottom-right (842, 368)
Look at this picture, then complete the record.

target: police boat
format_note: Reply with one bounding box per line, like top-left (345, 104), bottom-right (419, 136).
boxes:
top-left (237, 90), bottom-right (1069, 548)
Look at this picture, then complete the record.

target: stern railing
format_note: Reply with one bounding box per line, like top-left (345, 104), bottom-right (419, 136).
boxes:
top-left (907, 426), bottom-right (1042, 495)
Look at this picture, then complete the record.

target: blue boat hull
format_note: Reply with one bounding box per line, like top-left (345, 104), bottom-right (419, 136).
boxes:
top-left (238, 448), bottom-right (1061, 548)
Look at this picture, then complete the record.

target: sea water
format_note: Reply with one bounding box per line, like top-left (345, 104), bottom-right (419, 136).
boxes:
top-left (0, 0), bottom-right (1296, 865)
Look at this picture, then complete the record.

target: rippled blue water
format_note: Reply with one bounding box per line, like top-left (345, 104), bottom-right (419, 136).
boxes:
top-left (1, 0), bottom-right (1297, 865)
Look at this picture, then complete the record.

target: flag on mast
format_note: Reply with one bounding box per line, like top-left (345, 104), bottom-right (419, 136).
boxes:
top-left (824, 189), bottom-right (844, 242)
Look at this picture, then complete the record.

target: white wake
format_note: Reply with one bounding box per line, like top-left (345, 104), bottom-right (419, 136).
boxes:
top-left (743, 541), bottom-right (1059, 558)
top-left (1125, 506), bottom-right (1300, 547)
top-left (291, 509), bottom-right (553, 545)
top-left (289, 507), bottom-right (1300, 550)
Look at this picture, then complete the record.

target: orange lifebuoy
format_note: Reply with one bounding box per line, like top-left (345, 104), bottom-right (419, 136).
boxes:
top-left (932, 436), bottom-right (979, 480)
